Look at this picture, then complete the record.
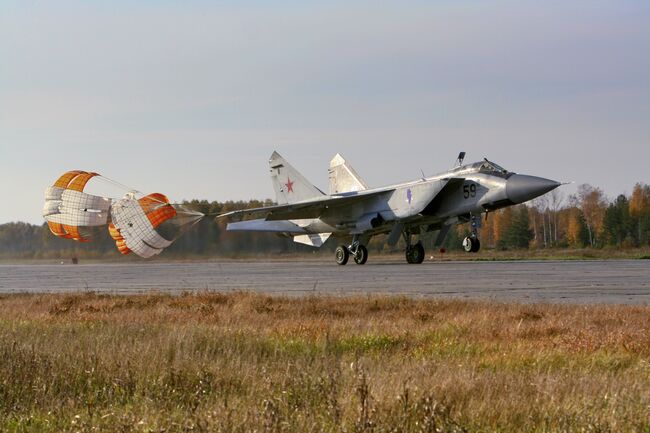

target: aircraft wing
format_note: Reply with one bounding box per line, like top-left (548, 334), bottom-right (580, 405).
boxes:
top-left (218, 189), bottom-right (394, 222)
top-left (226, 219), bottom-right (308, 233)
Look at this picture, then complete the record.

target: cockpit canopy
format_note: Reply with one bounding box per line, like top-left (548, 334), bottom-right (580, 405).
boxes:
top-left (453, 159), bottom-right (511, 178)
top-left (448, 158), bottom-right (512, 178)
top-left (478, 159), bottom-right (508, 175)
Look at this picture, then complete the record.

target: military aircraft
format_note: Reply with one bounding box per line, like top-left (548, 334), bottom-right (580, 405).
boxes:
top-left (219, 151), bottom-right (561, 265)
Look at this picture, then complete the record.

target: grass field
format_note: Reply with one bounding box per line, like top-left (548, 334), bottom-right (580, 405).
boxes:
top-left (1, 293), bottom-right (650, 432)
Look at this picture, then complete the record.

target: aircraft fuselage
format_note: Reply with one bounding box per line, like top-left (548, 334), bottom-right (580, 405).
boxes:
top-left (221, 152), bottom-right (561, 264)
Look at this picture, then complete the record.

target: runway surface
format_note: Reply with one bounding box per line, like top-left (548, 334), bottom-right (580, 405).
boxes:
top-left (1, 259), bottom-right (649, 304)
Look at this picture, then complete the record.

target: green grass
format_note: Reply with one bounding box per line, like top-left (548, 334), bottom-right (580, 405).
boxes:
top-left (1, 293), bottom-right (650, 432)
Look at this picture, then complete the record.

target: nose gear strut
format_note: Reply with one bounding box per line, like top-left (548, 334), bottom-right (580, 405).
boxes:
top-left (462, 213), bottom-right (481, 253)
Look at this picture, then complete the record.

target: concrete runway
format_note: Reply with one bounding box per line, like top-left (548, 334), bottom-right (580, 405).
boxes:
top-left (1, 260), bottom-right (649, 304)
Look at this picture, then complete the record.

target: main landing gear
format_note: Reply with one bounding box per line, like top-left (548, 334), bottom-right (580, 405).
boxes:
top-left (403, 231), bottom-right (425, 264)
top-left (335, 236), bottom-right (368, 266)
top-left (462, 214), bottom-right (481, 253)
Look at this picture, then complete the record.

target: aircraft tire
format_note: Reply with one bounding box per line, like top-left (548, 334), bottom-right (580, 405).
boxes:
top-left (405, 243), bottom-right (425, 264)
top-left (413, 242), bottom-right (425, 264)
top-left (471, 238), bottom-right (481, 253)
top-left (462, 237), bottom-right (473, 253)
top-left (353, 245), bottom-right (368, 265)
top-left (335, 245), bottom-right (349, 265)
top-left (405, 249), bottom-right (413, 264)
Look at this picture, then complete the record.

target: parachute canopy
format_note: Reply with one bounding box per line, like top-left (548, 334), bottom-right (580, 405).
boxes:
top-left (43, 171), bottom-right (112, 242)
top-left (43, 171), bottom-right (204, 258)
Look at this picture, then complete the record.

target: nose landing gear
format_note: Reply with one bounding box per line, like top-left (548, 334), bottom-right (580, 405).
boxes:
top-left (462, 236), bottom-right (481, 253)
top-left (463, 214), bottom-right (481, 253)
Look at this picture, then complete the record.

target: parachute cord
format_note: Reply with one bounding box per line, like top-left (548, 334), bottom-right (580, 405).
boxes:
top-left (165, 207), bottom-right (204, 242)
top-left (98, 175), bottom-right (143, 196)
top-left (101, 174), bottom-right (209, 213)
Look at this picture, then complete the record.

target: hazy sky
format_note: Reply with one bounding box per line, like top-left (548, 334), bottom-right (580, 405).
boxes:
top-left (1, 0), bottom-right (649, 224)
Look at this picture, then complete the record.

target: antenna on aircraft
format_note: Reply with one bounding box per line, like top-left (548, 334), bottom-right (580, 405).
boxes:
top-left (455, 152), bottom-right (466, 167)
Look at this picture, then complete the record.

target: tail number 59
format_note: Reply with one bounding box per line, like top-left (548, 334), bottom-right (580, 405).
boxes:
top-left (463, 184), bottom-right (476, 199)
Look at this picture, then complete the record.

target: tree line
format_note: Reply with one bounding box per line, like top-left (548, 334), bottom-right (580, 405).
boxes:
top-left (1, 183), bottom-right (649, 259)
top-left (470, 183), bottom-right (650, 251)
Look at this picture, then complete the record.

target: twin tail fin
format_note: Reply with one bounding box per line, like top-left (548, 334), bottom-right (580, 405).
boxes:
top-left (269, 151), bottom-right (324, 205)
top-left (328, 153), bottom-right (369, 195)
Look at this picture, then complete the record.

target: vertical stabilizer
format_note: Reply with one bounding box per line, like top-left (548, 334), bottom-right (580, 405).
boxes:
top-left (269, 151), bottom-right (324, 205)
top-left (328, 153), bottom-right (369, 195)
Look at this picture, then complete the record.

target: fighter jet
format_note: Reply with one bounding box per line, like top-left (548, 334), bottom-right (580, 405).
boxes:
top-left (219, 151), bottom-right (561, 265)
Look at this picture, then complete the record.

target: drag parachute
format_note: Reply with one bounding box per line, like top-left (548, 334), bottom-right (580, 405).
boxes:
top-left (43, 171), bottom-right (112, 242)
top-left (43, 171), bottom-right (204, 258)
top-left (110, 193), bottom-right (177, 259)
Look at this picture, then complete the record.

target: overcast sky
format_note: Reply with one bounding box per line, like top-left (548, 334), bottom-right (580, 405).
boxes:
top-left (1, 0), bottom-right (648, 224)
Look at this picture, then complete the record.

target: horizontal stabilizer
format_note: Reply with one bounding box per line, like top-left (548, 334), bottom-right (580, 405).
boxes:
top-left (227, 219), bottom-right (306, 234)
top-left (293, 233), bottom-right (331, 247)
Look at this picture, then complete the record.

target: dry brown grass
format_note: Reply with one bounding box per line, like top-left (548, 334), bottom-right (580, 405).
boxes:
top-left (1, 292), bottom-right (650, 432)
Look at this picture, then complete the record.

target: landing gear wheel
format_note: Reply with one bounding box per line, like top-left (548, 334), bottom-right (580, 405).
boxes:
top-left (353, 245), bottom-right (368, 265)
top-left (335, 246), bottom-right (349, 265)
top-left (462, 237), bottom-right (472, 252)
top-left (463, 237), bottom-right (481, 253)
top-left (406, 242), bottom-right (425, 264)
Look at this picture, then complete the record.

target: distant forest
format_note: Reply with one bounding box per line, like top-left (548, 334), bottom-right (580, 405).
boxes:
top-left (1, 183), bottom-right (649, 260)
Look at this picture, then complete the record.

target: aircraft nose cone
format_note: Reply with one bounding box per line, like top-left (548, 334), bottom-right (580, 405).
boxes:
top-left (506, 174), bottom-right (561, 204)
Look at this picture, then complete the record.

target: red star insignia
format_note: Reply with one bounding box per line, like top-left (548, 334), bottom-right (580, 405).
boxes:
top-left (285, 177), bottom-right (294, 193)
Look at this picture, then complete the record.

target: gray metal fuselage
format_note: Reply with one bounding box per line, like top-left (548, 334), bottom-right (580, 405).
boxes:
top-left (222, 152), bottom-right (561, 259)
top-left (283, 162), bottom-right (556, 240)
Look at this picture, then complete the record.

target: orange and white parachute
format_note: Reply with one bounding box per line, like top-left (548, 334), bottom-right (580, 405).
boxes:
top-left (43, 171), bottom-right (112, 242)
top-left (109, 193), bottom-right (178, 258)
top-left (43, 171), bottom-right (203, 258)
